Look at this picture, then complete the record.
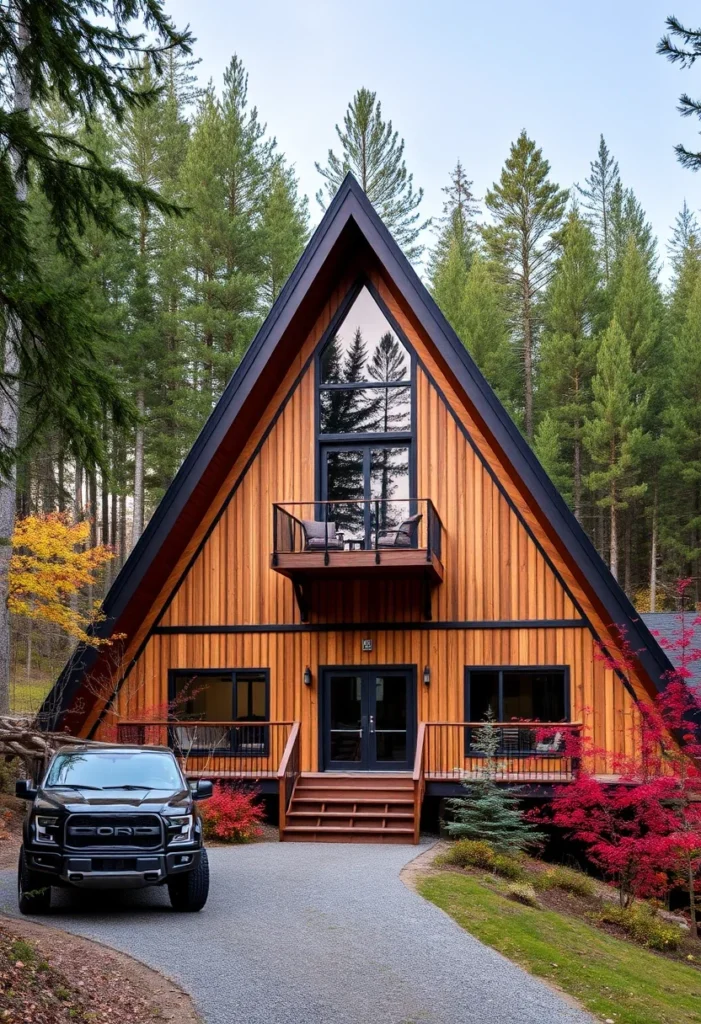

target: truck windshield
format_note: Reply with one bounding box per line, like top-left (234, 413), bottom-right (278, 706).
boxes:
top-left (45, 751), bottom-right (184, 790)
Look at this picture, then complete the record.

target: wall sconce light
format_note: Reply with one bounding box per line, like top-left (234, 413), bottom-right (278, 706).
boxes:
top-left (303, 666), bottom-right (312, 688)
top-left (423, 665), bottom-right (431, 687)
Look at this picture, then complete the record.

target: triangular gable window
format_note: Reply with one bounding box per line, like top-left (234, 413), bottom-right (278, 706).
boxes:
top-left (319, 286), bottom-right (411, 434)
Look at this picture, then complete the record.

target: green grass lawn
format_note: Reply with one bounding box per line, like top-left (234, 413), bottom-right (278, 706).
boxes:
top-left (10, 678), bottom-right (52, 714)
top-left (419, 870), bottom-right (701, 1024)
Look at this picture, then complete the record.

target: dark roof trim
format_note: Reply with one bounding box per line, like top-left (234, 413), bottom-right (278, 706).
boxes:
top-left (46, 172), bottom-right (673, 727)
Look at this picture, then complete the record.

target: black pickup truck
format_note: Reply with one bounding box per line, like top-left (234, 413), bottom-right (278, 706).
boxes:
top-left (15, 744), bottom-right (212, 914)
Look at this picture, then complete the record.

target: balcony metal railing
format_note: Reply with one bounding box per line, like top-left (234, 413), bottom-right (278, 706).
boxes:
top-left (272, 498), bottom-right (443, 566)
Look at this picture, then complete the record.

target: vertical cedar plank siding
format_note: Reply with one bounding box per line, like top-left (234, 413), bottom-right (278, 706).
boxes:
top-left (91, 266), bottom-right (645, 774)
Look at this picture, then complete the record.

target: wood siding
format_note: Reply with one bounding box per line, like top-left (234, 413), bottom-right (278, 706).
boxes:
top-left (90, 261), bottom-right (647, 775)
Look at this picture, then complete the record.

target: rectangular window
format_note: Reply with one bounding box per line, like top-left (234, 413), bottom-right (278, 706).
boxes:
top-left (170, 670), bottom-right (269, 755)
top-left (465, 667), bottom-right (569, 755)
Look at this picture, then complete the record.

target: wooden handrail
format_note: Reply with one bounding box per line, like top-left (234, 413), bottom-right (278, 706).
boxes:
top-left (277, 722), bottom-right (301, 835)
top-left (118, 720), bottom-right (295, 727)
top-left (276, 722), bottom-right (301, 780)
top-left (413, 722), bottom-right (426, 782)
top-left (412, 722), bottom-right (426, 844)
top-left (424, 721), bottom-right (583, 728)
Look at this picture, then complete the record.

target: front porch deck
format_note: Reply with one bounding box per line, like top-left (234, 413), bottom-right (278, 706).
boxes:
top-left (116, 719), bottom-right (586, 841)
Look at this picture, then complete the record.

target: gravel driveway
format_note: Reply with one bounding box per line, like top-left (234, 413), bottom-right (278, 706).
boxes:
top-left (0, 843), bottom-right (593, 1024)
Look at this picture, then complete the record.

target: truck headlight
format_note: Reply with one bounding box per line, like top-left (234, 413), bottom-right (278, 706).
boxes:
top-left (166, 814), bottom-right (194, 846)
top-left (34, 815), bottom-right (59, 845)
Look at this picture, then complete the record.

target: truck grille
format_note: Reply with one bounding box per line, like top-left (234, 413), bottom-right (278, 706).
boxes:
top-left (65, 814), bottom-right (162, 850)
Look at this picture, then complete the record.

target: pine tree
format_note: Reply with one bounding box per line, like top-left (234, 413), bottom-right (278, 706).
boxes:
top-left (658, 17), bottom-right (701, 171)
top-left (668, 200), bottom-right (701, 280)
top-left (577, 135), bottom-right (620, 284)
top-left (584, 318), bottom-right (648, 580)
top-left (315, 88), bottom-right (428, 259)
top-left (432, 235), bottom-right (470, 336)
top-left (459, 255), bottom-right (521, 420)
top-left (483, 131), bottom-right (568, 437)
top-left (427, 160), bottom-right (478, 288)
top-left (445, 713), bottom-right (545, 854)
top-left (661, 272), bottom-right (701, 587)
top-left (180, 57), bottom-right (273, 425)
top-left (538, 211), bottom-right (602, 520)
top-left (534, 412), bottom-right (571, 502)
top-left (259, 160), bottom-right (309, 306)
top-left (609, 183), bottom-right (657, 280)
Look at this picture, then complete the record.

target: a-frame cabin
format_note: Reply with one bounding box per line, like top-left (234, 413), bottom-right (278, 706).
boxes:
top-left (43, 174), bottom-right (674, 843)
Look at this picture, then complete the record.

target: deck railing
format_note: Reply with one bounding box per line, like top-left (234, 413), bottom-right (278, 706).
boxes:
top-left (272, 498), bottom-right (443, 565)
top-left (277, 722), bottom-right (301, 833)
top-left (422, 722), bottom-right (583, 783)
top-left (117, 721), bottom-right (297, 780)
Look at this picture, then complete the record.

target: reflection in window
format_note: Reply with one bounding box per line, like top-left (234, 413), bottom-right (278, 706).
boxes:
top-left (326, 450), bottom-right (365, 540)
top-left (320, 287), bottom-right (410, 385)
top-left (466, 669), bottom-right (567, 722)
top-left (319, 386), bottom-right (411, 434)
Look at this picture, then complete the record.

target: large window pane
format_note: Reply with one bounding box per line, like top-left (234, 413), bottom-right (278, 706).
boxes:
top-left (319, 386), bottom-right (410, 434)
top-left (329, 674), bottom-right (362, 762)
top-left (468, 671), bottom-right (499, 721)
top-left (173, 672), bottom-right (232, 720)
top-left (370, 447), bottom-right (411, 543)
top-left (320, 287), bottom-right (410, 385)
top-left (502, 671), bottom-right (566, 721)
top-left (235, 672), bottom-right (267, 721)
top-left (326, 449), bottom-right (365, 542)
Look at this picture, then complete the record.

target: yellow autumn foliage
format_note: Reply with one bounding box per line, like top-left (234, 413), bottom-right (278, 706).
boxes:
top-left (9, 513), bottom-right (116, 645)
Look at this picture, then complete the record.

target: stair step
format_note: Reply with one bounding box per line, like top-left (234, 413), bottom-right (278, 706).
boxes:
top-left (288, 810), bottom-right (413, 820)
top-left (291, 794), bottom-right (414, 804)
top-left (283, 825), bottom-right (414, 835)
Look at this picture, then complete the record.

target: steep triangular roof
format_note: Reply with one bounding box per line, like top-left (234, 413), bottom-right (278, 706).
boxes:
top-left (44, 173), bottom-right (673, 730)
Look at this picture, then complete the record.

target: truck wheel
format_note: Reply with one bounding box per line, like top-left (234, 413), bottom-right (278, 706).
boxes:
top-left (167, 848), bottom-right (209, 912)
top-left (18, 848), bottom-right (51, 915)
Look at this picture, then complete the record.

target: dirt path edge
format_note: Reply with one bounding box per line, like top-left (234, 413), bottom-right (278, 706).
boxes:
top-left (1, 913), bottom-right (203, 1023)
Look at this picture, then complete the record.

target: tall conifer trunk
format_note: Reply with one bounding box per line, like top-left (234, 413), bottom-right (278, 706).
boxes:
top-left (650, 485), bottom-right (658, 612)
top-left (131, 391), bottom-right (145, 550)
top-left (0, 14), bottom-right (30, 713)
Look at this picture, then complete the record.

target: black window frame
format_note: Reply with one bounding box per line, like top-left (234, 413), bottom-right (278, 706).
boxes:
top-left (464, 665), bottom-right (571, 757)
top-left (167, 668), bottom-right (270, 757)
top-left (314, 279), bottom-right (418, 543)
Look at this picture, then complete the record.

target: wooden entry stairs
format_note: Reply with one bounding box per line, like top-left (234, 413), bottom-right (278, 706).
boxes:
top-left (281, 773), bottom-right (418, 843)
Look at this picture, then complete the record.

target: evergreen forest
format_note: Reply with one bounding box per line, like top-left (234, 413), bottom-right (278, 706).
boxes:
top-left (2, 3), bottom-right (701, 705)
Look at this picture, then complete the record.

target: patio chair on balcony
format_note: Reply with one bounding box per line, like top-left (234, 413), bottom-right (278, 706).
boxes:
top-left (535, 731), bottom-right (563, 754)
top-left (377, 513), bottom-right (422, 548)
top-left (298, 519), bottom-right (344, 551)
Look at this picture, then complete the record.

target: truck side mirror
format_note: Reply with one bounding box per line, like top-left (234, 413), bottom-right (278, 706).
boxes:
top-left (192, 780), bottom-right (213, 801)
top-left (15, 779), bottom-right (37, 801)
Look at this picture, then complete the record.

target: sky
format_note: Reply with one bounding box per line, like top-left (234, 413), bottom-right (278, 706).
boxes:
top-left (164, 0), bottom-right (699, 282)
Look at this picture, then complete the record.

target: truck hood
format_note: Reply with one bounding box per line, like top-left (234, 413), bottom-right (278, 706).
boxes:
top-left (34, 786), bottom-right (192, 814)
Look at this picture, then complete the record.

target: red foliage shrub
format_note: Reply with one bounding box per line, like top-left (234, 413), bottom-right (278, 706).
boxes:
top-left (199, 783), bottom-right (265, 843)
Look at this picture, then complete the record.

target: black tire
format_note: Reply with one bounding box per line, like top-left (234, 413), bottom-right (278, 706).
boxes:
top-left (167, 848), bottom-right (209, 912)
top-left (18, 848), bottom-right (51, 915)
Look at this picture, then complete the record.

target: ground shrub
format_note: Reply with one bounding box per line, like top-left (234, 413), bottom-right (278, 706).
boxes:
top-left (505, 882), bottom-right (541, 908)
top-left (492, 853), bottom-right (525, 880)
top-left (199, 782), bottom-right (265, 842)
top-left (599, 903), bottom-right (682, 951)
top-left (534, 864), bottom-right (596, 898)
top-left (439, 840), bottom-right (525, 880)
top-left (439, 839), bottom-right (495, 870)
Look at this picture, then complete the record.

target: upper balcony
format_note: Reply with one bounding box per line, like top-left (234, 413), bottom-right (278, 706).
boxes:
top-left (271, 499), bottom-right (444, 614)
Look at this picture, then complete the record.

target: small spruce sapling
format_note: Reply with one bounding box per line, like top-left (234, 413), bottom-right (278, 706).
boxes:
top-left (444, 711), bottom-right (545, 855)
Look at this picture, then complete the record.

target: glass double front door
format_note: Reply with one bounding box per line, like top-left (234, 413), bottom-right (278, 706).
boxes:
top-left (322, 669), bottom-right (415, 771)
